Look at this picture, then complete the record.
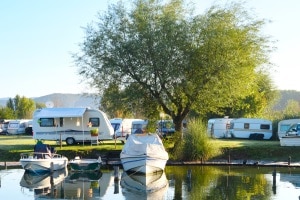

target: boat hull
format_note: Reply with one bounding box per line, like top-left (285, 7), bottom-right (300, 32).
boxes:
top-left (121, 156), bottom-right (167, 174)
top-left (20, 153), bottom-right (68, 173)
top-left (280, 136), bottom-right (300, 146)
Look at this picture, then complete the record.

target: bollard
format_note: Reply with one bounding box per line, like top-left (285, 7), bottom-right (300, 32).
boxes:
top-left (5, 162), bottom-right (7, 170)
top-left (113, 165), bottom-right (119, 181)
top-left (272, 167), bottom-right (277, 194)
top-left (288, 156), bottom-right (291, 166)
top-left (114, 179), bottom-right (119, 194)
top-left (50, 162), bottom-right (54, 173)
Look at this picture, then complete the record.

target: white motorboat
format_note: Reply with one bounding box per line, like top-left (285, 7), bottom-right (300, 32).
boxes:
top-left (69, 156), bottom-right (102, 171)
top-left (20, 152), bottom-right (68, 173)
top-left (20, 142), bottom-right (68, 173)
top-left (120, 133), bottom-right (169, 174)
top-left (280, 135), bottom-right (300, 146)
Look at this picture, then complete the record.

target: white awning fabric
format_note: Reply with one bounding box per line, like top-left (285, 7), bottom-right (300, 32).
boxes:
top-left (35, 108), bottom-right (87, 118)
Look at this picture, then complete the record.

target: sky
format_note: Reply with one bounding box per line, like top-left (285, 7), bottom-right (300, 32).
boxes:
top-left (0, 0), bottom-right (299, 99)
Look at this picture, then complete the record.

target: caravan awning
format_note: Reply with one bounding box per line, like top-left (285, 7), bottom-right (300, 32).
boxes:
top-left (35, 108), bottom-right (87, 118)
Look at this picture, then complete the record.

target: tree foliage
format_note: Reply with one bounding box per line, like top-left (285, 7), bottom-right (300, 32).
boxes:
top-left (5, 95), bottom-right (35, 119)
top-left (74, 0), bottom-right (274, 132)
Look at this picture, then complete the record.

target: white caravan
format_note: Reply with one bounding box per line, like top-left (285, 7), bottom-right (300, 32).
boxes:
top-left (109, 118), bottom-right (144, 138)
top-left (131, 119), bottom-right (148, 134)
top-left (229, 118), bottom-right (272, 140)
top-left (207, 117), bottom-right (233, 138)
top-left (278, 119), bottom-right (300, 138)
top-left (32, 107), bottom-right (114, 145)
top-left (7, 119), bottom-right (32, 134)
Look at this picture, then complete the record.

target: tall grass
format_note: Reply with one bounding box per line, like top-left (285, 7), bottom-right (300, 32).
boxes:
top-left (171, 118), bottom-right (221, 161)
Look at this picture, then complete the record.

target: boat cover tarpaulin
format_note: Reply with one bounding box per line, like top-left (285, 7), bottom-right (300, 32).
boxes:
top-left (35, 108), bottom-right (87, 118)
top-left (122, 134), bottom-right (169, 160)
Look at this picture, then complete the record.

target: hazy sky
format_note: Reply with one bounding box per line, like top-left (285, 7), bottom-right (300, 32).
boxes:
top-left (0, 0), bottom-right (299, 99)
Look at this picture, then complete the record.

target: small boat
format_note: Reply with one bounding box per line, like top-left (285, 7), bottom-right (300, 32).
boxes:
top-left (120, 133), bottom-right (169, 174)
top-left (69, 156), bottom-right (102, 171)
top-left (20, 142), bottom-right (68, 173)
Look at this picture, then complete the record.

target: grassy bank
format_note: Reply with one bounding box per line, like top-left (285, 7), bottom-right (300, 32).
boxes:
top-left (1, 135), bottom-right (300, 162)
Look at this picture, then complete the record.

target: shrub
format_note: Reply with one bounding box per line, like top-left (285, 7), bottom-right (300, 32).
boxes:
top-left (172, 118), bottom-right (220, 161)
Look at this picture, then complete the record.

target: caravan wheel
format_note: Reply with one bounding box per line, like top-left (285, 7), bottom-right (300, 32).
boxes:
top-left (66, 137), bottom-right (76, 145)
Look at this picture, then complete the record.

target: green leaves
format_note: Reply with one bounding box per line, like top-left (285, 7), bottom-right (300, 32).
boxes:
top-left (75, 0), bottom-right (275, 130)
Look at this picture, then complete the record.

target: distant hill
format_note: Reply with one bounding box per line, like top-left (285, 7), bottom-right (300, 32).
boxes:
top-left (0, 90), bottom-right (299, 111)
top-left (272, 90), bottom-right (300, 111)
top-left (0, 93), bottom-right (100, 109)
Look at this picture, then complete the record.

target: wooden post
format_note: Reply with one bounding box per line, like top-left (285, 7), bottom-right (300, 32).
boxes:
top-left (60, 133), bottom-right (62, 149)
top-left (113, 165), bottom-right (119, 181)
top-left (50, 162), bottom-right (54, 173)
top-left (272, 167), bottom-right (277, 194)
top-left (113, 165), bottom-right (119, 194)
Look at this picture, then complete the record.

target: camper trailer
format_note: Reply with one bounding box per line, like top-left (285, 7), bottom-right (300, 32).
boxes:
top-left (229, 118), bottom-right (272, 140)
top-left (278, 119), bottom-right (300, 138)
top-left (207, 117), bottom-right (233, 138)
top-left (0, 119), bottom-right (12, 134)
top-left (157, 120), bottom-right (175, 137)
top-left (7, 119), bottom-right (32, 135)
top-left (131, 119), bottom-right (148, 134)
top-left (32, 107), bottom-right (114, 145)
top-left (109, 118), bottom-right (144, 138)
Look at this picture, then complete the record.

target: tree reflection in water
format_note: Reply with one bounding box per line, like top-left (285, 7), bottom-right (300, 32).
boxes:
top-left (165, 165), bottom-right (281, 200)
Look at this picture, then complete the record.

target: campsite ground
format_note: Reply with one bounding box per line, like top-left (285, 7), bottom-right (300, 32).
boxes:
top-left (1, 135), bottom-right (300, 166)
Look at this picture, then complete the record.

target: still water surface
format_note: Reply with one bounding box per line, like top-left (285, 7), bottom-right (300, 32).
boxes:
top-left (0, 165), bottom-right (300, 199)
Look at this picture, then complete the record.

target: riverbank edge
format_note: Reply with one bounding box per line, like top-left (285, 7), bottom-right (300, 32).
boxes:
top-left (1, 159), bottom-right (300, 168)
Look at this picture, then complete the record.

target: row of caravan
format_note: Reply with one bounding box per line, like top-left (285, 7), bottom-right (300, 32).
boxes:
top-left (0, 119), bottom-right (32, 135)
top-left (208, 117), bottom-right (300, 140)
top-left (208, 117), bottom-right (273, 140)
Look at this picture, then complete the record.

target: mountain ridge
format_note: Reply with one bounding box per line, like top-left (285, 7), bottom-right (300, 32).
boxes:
top-left (0, 90), bottom-right (300, 112)
top-left (0, 93), bottom-right (100, 109)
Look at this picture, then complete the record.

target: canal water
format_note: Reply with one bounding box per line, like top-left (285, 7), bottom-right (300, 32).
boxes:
top-left (0, 165), bottom-right (300, 199)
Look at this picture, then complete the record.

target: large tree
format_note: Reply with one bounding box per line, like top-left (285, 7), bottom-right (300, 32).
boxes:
top-left (74, 0), bottom-right (274, 132)
top-left (6, 95), bottom-right (35, 119)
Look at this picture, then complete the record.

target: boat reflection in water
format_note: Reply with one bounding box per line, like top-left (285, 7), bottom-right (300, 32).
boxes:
top-left (121, 170), bottom-right (168, 199)
top-left (19, 167), bottom-right (68, 198)
top-left (63, 170), bottom-right (103, 199)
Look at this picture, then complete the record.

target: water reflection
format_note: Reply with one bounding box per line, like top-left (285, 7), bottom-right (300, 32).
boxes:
top-left (1, 166), bottom-right (300, 199)
top-left (20, 168), bottom-right (68, 198)
top-left (120, 171), bottom-right (168, 199)
top-left (64, 171), bottom-right (103, 199)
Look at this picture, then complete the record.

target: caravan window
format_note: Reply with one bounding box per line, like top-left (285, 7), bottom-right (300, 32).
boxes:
top-left (244, 123), bottom-right (250, 129)
top-left (260, 124), bottom-right (270, 130)
top-left (89, 118), bottom-right (99, 127)
top-left (40, 118), bottom-right (55, 127)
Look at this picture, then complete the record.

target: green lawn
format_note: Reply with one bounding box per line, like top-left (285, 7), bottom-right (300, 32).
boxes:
top-left (1, 135), bottom-right (300, 162)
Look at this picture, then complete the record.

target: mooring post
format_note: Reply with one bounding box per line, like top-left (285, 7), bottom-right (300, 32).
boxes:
top-left (228, 149), bottom-right (231, 164)
top-left (50, 162), bottom-right (54, 173)
top-left (113, 165), bottom-right (119, 194)
top-left (113, 165), bottom-right (119, 181)
top-left (288, 156), bottom-right (291, 166)
top-left (272, 167), bottom-right (277, 194)
top-left (4, 162), bottom-right (7, 170)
